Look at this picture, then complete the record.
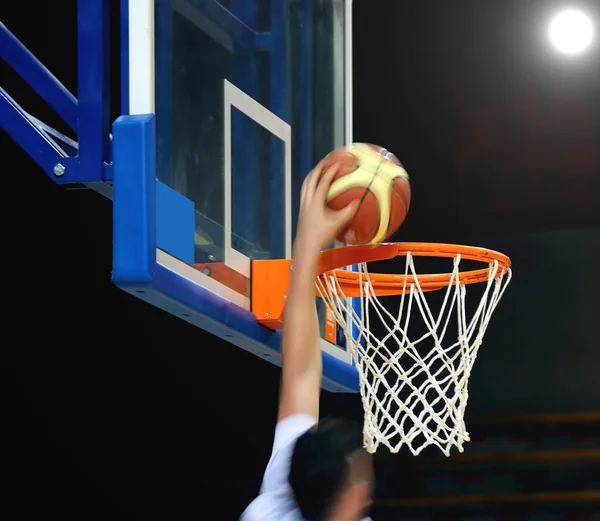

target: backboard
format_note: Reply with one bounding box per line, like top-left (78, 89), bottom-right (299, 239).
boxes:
top-left (113, 0), bottom-right (358, 391)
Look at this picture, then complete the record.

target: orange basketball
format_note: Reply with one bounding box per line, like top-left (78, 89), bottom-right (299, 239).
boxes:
top-left (321, 143), bottom-right (411, 245)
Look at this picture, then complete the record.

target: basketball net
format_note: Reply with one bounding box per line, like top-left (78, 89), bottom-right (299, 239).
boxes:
top-left (316, 252), bottom-right (512, 456)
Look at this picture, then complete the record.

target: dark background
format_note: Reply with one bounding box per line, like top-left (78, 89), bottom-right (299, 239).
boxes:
top-left (3, 0), bottom-right (599, 519)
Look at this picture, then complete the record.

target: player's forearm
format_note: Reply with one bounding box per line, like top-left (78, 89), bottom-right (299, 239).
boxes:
top-left (289, 240), bottom-right (319, 300)
top-left (281, 241), bottom-right (322, 376)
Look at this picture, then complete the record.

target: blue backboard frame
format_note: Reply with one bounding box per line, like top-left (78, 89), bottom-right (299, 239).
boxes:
top-left (115, 0), bottom-right (359, 392)
top-left (111, 112), bottom-right (358, 392)
top-left (0, 0), bottom-right (360, 393)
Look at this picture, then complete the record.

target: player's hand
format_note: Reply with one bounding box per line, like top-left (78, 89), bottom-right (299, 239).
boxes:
top-left (294, 161), bottom-right (359, 256)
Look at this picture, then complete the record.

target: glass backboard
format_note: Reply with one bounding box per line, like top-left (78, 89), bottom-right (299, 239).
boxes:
top-left (113, 0), bottom-right (358, 391)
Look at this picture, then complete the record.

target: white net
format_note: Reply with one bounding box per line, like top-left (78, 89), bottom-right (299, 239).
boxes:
top-left (316, 252), bottom-right (512, 456)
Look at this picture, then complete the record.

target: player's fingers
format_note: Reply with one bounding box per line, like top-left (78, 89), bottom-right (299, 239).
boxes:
top-left (301, 169), bottom-right (320, 204)
top-left (334, 200), bottom-right (359, 228)
top-left (300, 161), bottom-right (324, 203)
top-left (304, 160), bottom-right (328, 201)
top-left (300, 171), bottom-right (312, 203)
top-left (315, 162), bottom-right (340, 203)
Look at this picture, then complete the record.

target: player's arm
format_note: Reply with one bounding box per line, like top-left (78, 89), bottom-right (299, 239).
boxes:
top-left (277, 231), bottom-right (322, 421)
top-left (277, 163), bottom-right (358, 422)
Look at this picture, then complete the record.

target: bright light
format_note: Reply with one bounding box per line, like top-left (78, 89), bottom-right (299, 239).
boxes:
top-left (548, 9), bottom-right (594, 54)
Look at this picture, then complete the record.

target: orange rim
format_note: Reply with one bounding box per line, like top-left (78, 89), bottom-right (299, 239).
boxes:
top-left (316, 242), bottom-right (511, 298)
top-left (251, 242), bottom-right (511, 329)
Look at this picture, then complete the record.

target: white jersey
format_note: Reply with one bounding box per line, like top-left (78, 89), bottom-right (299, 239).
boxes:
top-left (241, 414), bottom-right (372, 521)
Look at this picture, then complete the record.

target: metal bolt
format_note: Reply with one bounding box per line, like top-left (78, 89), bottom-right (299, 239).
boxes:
top-left (264, 313), bottom-right (269, 317)
top-left (208, 254), bottom-right (215, 261)
top-left (290, 264), bottom-right (294, 271)
top-left (53, 163), bottom-right (65, 177)
top-left (283, 295), bottom-right (287, 300)
top-left (202, 268), bottom-right (212, 276)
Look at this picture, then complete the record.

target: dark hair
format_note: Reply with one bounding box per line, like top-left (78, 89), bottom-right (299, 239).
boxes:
top-left (289, 418), bottom-right (365, 521)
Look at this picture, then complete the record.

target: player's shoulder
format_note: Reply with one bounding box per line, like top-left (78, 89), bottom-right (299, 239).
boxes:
top-left (273, 414), bottom-right (318, 451)
top-left (261, 414), bottom-right (317, 491)
top-left (241, 415), bottom-right (318, 521)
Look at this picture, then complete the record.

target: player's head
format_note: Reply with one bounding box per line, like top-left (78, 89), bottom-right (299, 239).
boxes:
top-left (289, 418), bottom-right (374, 521)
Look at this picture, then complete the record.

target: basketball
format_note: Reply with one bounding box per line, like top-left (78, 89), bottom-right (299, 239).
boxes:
top-left (322, 143), bottom-right (411, 245)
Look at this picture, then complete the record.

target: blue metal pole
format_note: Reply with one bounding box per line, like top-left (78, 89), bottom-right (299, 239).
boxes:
top-left (0, 22), bottom-right (78, 133)
top-left (0, 88), bottom-right (74, 180)
top-left (77, 0), bottom-right (111, 182)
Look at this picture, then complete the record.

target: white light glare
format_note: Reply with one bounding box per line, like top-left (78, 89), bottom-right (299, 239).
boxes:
top-left (548, 9), bottom-right (594, 54)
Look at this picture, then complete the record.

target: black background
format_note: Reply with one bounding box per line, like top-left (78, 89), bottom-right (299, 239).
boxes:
top-left (2, 0), bottom-right (599, 518)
